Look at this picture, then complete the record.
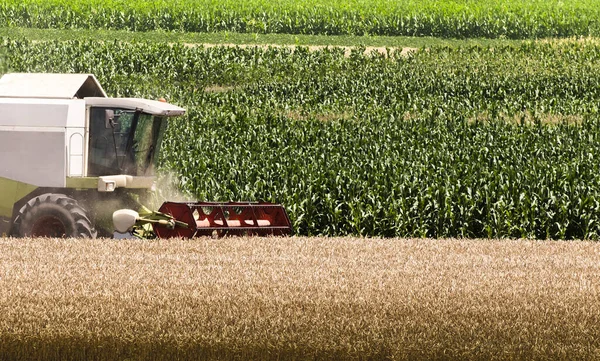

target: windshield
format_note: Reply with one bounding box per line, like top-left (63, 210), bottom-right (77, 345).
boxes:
top-left (88, 107), bottom-right (168, 177)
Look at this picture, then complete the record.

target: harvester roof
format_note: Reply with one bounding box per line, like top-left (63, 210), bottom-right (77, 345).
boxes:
top-left (85, 97), bottom-right (186, 116)
top-left (0, 73), bottom-right (107, 99)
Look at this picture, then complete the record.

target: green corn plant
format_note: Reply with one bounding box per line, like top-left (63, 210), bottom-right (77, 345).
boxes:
top-left (1, 0), bottom-right (599, 38)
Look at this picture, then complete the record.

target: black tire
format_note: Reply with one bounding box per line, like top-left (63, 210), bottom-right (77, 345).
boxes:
top-left (13, 194), bottom-right (97, 238)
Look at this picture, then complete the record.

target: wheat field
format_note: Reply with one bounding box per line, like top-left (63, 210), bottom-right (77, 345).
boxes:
top-left (0, 237), bottom-right (599, 360)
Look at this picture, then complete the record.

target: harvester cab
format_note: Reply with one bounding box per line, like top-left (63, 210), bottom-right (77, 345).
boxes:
top-left (0, 73), bottom-right (292, 238)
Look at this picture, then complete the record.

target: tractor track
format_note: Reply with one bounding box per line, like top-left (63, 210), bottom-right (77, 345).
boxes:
top-left (184, 43), bottom-right (419, 57)
top-left (27, 38), bottom-right (418, 57)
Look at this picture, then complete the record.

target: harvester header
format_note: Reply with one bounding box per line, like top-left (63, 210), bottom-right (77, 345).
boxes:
top-left (154, 201), bottom-right (293, 238)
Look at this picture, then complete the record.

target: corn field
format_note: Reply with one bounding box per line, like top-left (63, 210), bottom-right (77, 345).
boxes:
top-left (1, 0), bottom-right (600, 38)
top-left (4, 38), bottom-right (600, 239)
top-left (3, 2), bottom-right (600, 360)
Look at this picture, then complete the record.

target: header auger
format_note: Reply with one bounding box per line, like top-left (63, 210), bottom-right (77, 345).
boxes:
top-left (0, 73), bottom-right (291, 239)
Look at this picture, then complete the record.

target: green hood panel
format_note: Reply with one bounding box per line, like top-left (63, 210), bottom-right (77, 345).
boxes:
top-left (66, 177), bottom-right (100, 189)
top-left (0, 177), bottom-right (38, 218)
top-left (0, 177), bottom-right (99, 218)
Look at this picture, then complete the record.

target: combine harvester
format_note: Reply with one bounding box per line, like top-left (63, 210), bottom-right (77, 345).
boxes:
top-left (0, 73), bottom-right (292, 238)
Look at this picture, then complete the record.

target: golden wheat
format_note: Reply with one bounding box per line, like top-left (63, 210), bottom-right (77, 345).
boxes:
top-left (0, 237), bottom-right (599, 360)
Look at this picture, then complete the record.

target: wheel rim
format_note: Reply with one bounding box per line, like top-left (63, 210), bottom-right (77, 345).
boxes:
top-left (31, 216), bottom-right (67, 237)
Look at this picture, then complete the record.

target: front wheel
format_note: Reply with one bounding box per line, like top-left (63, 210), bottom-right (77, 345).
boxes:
top-left (13, 194), bottom-right (97, 238)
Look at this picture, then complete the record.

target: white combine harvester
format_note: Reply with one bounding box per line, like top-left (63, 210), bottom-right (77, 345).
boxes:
top-left (0, 73), bottom-right (291, 238)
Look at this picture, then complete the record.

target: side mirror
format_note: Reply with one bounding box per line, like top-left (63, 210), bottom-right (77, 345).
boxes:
top-left (104, 109), bottom-right (120, 128)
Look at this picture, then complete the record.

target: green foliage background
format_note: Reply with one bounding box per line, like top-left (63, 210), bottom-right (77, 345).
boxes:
top-left (1, 0), bottom-right (600, 38)
top-left (5, 38), bottom-right (600, 238)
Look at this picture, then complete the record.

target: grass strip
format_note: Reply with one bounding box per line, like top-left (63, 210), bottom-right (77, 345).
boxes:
top-left (0, 27), bottom-right (526, 47)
